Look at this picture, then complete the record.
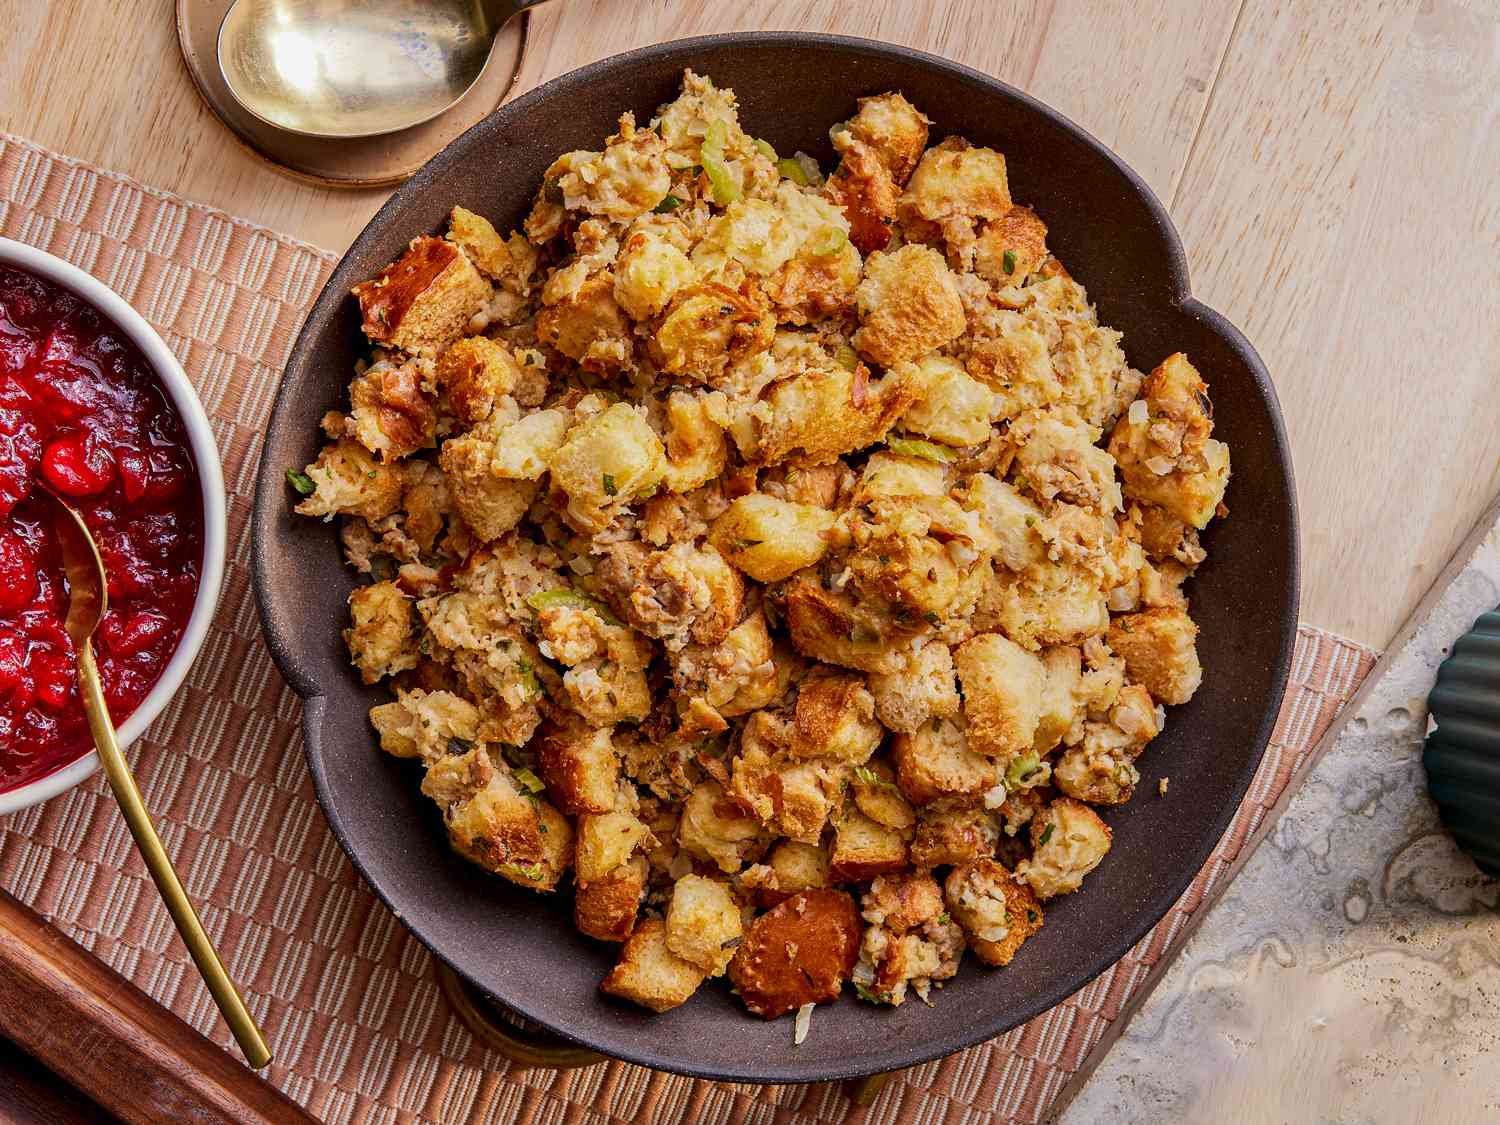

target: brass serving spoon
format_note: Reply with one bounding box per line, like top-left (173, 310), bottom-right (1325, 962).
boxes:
top-left (42, 488), bottom-right (271, 1070)
top-left (216, 0), bottom-right (552, 139)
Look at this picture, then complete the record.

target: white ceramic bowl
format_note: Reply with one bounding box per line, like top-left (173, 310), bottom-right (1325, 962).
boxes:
top-left (0, 238), bottom-right (227, 816)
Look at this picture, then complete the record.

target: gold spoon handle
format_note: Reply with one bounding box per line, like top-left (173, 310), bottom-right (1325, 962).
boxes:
top-left (78, 643), bottom-right (272, 1069)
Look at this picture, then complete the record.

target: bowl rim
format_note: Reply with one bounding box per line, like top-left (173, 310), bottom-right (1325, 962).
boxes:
top-left (0, 237), bottom-right (228, 817)
top-left (253, 30), bottom-right (1300, 1082)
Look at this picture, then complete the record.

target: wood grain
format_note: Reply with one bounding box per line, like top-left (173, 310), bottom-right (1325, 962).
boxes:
top-left (0, 889), bottom-right (316, 1125)
top-left (0, 0), bottom-right (1493, 648)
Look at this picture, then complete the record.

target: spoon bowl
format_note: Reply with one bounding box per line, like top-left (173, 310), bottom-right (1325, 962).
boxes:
top-left (217, 0), bottom-right (546, 139)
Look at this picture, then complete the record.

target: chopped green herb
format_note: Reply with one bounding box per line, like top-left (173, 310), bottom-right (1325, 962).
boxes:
top-left (923, 611), bottom-right (941, 627)
top-left (753, 138), bottom-right (778, 161)
top-left (937, 912), bottom-right (951, 925)
top-left (853, 982), bottom-right (887, 1005)
top-left (285, 468), bottom-right (316, 496)
top-left (513, 767), bottom-right (545, 794)
top-left (602, 472), bottom-right (618, 496)
top-left (734, 538), bottom-right (764, 551)
top-left (653, 194), bottom-right (684, 213)
top-left (501, 862), bottom-right (545, 882)
top-left (1002, 249), bottom-right (1018, 275)
top-left (1027, 909), bottom-right (1039, 924)
top-left (1038, 823), bottom-right (1055, 847)
top-left (517, 659), bottom-right (541, 699)
top-left (700, 119), bottom-right (741, 204)
top-left (887, 437), bottom-right (957, 463)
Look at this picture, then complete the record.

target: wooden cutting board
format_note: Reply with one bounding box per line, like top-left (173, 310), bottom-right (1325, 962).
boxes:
top-left (0, 888), bottom-right (315, 1125)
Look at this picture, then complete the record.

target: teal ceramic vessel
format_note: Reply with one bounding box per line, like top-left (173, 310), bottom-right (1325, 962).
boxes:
top-left (1424, 606), bottom-right (1500, 877)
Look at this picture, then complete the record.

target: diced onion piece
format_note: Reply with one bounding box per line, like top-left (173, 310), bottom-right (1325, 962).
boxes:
top-left (1144, 454), bottom-right (1175, 476)
top-left (1128, 398), bottom-right (1148, 426)
top-left (983, 782), bottom-right (1008, 810)
top-left (794, 1002), bottom-right (814, 1046)
top-left (810, 227), bottom-right (848, 256)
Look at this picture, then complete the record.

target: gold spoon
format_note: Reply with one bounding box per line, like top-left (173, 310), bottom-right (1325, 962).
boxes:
top-left (216, 0), bottom-right (552, 139)
top-left (43, 487), bottom-right (272, 1070)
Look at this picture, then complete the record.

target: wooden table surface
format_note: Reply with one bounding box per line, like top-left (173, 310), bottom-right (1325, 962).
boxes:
top-left (2, 0), bottom-right (1496, 649)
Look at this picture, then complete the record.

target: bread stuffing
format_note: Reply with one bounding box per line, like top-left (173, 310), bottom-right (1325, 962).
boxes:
top-left (290, 70), bottom-right (1231, 1026)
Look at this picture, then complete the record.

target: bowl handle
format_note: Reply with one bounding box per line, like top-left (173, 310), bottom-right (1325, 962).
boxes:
top-left (434, 960), bottom-right (899, 1098)
top-left (434, 961), bottom-right (606, 1069)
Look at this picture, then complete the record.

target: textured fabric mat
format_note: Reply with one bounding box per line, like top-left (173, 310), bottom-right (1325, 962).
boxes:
top-left (0, 133), bottom-right (1379, 1125)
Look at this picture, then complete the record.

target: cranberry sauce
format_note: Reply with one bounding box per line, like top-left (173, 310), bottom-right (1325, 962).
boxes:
top-left (0, 265), bottom-right (203, 792)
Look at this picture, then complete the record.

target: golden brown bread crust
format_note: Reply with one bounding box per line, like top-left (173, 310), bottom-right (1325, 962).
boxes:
top-left (535, 717), bottom-right (619, 816)
top-left (574, 855), bottom-right (646, 942)
top-left (352, 236), bottom-right (490, 355)
top-left (728, 889), bottom-right (861, 1018)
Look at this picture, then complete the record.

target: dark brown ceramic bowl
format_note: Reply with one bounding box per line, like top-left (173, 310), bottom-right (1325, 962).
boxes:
top-left (251, 33), bottom-right (1299, 1083)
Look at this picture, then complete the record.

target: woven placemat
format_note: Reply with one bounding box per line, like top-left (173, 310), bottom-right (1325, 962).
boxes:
top-left (0, 132), bottom-right (1378, 1125)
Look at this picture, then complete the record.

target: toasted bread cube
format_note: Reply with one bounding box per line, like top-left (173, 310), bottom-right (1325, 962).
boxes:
top-left (862, 871), bottom-right (945, 933)
top-left (822, 137), bottom-right (900, 256)
top-left (352, 236), bottom-right (491, 356)
top-left (346, 360), bottom-right (436, 461)
top-left (435, 337), bottom-right (521, 428)
top-left (575, 810), bottom-right (652, 884)
top-left (731, 363), bottom-right (919, 467)
top-left (438, 433), bottom-right (538, 545)
top-left (575, 854), bottom-right (647, 942)
top-left (614, 228), bottom-right (698, 320)
top-left (868, 642), bottom-right (960, 734)
top-left (855, 451), bottom-right (950, 503)
top-left (891, 717), bottom-right (997, 806)
top-left (728, 890), bottom-right (861, 1018)
top-left (535, 720), bottom-right (619, 816)
top-left (899, 354), bottom-right (1000, 448)
top-left (295, 440), bottom-right (404, 523)
top-left (447, 206), bottom-right (537, 291)
top-left (959, 472), bottom-right (1046, 573)
top-left (955, 633), bottom-right (1044, 760)
top-left (369, 688), bottom-right (478, 764)
top-left (552, 113), bottom-right (673, 222)
top-left (709, 493), bottom-right (836, 583)
top-left (1108, 353), bottom-right (1230, 529)
top-left (901, 138), bottom-right (1011, 226)
top-left (764, 841), bottom-right (832, 906)
top-left (831, 92), bottom-right (930, 184)
top-left (421, 748), bottom-right (571, 888)
top-left (1108, 606), bottom-right (1202, 705)
top-left (1034, 645), bottom-right (1085, 752)
top-left (661, 389), bottom-right (729, 495)
top-left (651, 279), bottom-right (776, 382)
top-left (830, 805), bottom-right (908, 881)
top-left (974, 205), bottom-right (1048, 285)
top-left (344, 581), bottom-right (418, 684)
top-left (665, 874), bottom-right (743, 976)
top-left (790, 673), bottom-right (883, 762)
top-left (944, 859), bottom-right (1042, 966)
top-left (781, 573), bottom-right (896, 674)
top-left (909, 805), bottom-right (998, 870)
top-left (851, 244), bottom-right (966, 368)
top-left (850, 760), bottom-right (917, 830)
top-left (678, 780), bottom-right (764, 874)
top-left (536, 271), bottom-right (632, 371)
top-left (1018, 797), bottom-right (1112, 899)
top-left (601, 918), bottom-right (708, 1012)
top-left (549, 403), bottom-right (667, 533)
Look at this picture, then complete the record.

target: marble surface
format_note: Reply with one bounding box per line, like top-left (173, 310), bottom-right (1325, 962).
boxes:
top-left (1063, 509), bottom-right (1500, 1125)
